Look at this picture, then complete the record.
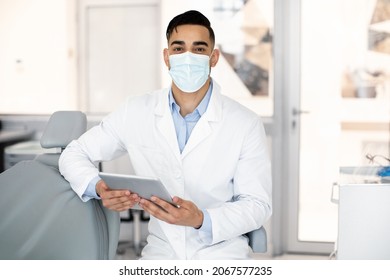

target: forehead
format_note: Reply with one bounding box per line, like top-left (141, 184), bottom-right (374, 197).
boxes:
top-left (168, 24), bottom-right (211, 45)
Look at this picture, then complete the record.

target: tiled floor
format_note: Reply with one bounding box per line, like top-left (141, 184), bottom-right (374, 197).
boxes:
top-left (115, 222), bottom-right (331, 260)
top-left (114, 244), bottom-right (330, 260)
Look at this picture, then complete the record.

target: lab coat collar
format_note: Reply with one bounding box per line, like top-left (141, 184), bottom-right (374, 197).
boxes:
top-left (168, 79), bottom-right (213, 118)
top-left (154, 79), bottom-right (223, 161)
top-left (154, 80), bottom-right (223, 121)
top-left (180, 82), bottom-right (223, 159)
top-left (154, 88), bottom-right (182, 163)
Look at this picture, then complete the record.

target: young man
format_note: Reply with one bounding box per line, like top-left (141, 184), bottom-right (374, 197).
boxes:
top-left (59, 10), bottom-right (272, 259)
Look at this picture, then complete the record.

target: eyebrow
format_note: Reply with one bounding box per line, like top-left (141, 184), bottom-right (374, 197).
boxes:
top-left (170, 40), bottom-right (185, 46)
top-left (170, 40), bottom-right (209, 47)
top-left (193, 41), bottom-right (209, 47)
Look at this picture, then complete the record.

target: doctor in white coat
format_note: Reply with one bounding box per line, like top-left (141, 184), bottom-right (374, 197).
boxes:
top-left (59, 10), bottom-right (272, 259)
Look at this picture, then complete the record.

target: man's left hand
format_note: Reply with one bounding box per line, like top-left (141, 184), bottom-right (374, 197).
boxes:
top-left (139, 196), bottom-right (203, 229)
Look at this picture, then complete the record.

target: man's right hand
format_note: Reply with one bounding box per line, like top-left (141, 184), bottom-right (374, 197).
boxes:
top-left (96, 179), bottom-right (140, 212)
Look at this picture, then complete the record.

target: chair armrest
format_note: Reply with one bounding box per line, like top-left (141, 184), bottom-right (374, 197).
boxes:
top-left (246, 227), bottom-right (267, 253)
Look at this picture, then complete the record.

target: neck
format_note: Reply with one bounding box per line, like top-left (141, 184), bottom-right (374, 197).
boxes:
top-left (172, 78), bottom-right (211, 117)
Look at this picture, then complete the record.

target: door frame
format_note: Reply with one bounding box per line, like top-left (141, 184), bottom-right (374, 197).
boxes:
top-left (77, 0), bottom-right (161, 113)
top-left (272, 0), bottom-right (335, 255)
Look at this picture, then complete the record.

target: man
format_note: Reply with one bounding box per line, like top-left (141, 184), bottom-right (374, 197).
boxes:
top-left (59, 10), bottom-right (272, 259)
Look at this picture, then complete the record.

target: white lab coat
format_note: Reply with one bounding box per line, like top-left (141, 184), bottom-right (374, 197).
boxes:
top-left (59, 81), bottom-right (272, 259)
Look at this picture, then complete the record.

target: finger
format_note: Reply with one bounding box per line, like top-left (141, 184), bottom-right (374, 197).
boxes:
top-left (103, 193), bottom-right (140, 209)
top-left (101, 189), bottom-right (133, 199)
top-left (106, 198), bottom-right (139, 211)
top-left (111, 195), bottom-right (139, 206)
top-left (113, 201), bottom-right (136, 212)
top-left (110, 203), bottom-right (131, 212)
top-left (172, 196), bottom-right (184, 208)
top-left (139, 198), bottom-right (173, 222)
top-left (151, 196), bottom-right (181, 212)
top-left (140, 198), bottom-right (163, 213)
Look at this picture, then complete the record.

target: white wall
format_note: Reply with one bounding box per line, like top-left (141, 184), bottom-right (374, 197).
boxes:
top-left (0, 0), bottom-right (77, 114)
top-left (0, 0), bottom-right (273, 117)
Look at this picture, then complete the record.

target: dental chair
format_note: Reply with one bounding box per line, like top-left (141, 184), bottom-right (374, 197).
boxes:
top-left (0, 111), bottom-right (120, 260)
top-left (247, 226), bottom-right (267, 253)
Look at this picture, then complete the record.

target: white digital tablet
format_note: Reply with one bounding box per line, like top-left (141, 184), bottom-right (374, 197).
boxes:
top-left (99, 172), bottom-right (176, 210)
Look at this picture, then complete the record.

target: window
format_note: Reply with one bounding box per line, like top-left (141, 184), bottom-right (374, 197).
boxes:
top-left (212, 0), bottom-right (274, 116)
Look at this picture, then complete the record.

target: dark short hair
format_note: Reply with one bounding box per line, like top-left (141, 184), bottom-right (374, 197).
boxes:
top-left (166, 10), bottom-right (215, 46)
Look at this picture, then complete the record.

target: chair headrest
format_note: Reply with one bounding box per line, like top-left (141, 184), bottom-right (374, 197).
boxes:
top-left (40, 111), bottom-right (87, 149)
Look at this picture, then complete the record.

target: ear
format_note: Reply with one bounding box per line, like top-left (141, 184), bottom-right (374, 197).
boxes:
top-left (210, 49), bottom-right (220, 68)
top-left (163, 48), bottom-right (170, 68)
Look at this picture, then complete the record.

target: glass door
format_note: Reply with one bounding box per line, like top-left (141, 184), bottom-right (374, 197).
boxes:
top-left (286, 0), bottom-right (390, 254)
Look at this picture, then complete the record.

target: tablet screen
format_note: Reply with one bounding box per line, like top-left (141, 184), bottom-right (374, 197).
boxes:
top-left (99, 172), bottom-right (176, 209)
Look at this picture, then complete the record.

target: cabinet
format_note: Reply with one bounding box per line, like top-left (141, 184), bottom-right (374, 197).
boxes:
top-left (336, 183), bottom-right (390, 259)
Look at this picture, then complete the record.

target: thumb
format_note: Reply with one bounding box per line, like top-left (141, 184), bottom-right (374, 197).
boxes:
top-left (96, 179), bottom-right (109, 197)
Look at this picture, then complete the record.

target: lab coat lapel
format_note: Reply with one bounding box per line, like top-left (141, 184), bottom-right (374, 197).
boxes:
top-left (154, 90), bottom-right (182, 164)
top-left (181, 87), bottom-right (222, 159)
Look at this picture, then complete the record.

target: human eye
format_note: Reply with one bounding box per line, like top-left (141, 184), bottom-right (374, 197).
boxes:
top-left (171, 44), bottom-right (185, 53)
top-left (193, 47), bottom-right (206, 53)
top-left (172, 47), bottom-right (183, 52)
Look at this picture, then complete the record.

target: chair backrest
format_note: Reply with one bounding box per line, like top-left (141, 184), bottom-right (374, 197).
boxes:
top-left (40, 111), bottom-right (87, 150)
top-left (0, 111), bottom-right (120, 260)
top-left (34, 111), bottom-right (87, 168)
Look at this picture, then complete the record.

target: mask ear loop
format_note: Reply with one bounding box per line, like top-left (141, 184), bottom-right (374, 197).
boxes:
top-left (208, 51), bottom-right (213, 72)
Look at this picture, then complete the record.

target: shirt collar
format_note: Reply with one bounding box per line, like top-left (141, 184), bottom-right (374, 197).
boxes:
top-left (168, 80), bottom-right (213, 117)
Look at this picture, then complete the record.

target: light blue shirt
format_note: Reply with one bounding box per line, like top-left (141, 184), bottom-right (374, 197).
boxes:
top-left (83, 176), bottom-right (101, 201)
top-left (169, 83), bottom-right (212, 153)
top-left (168, 82), bottom-right (213, 236)
top-left (85, 82), bottom-right (213, 237)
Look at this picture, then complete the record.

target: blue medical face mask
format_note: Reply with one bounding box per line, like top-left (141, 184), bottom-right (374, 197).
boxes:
top-left (168, 51), bottom-right (211, 93)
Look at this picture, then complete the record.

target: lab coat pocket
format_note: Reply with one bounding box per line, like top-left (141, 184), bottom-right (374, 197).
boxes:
top-left (194, 236), bottom-right (250, 259)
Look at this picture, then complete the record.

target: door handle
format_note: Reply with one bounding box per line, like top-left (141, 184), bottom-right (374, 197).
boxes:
top-left (291, 108), bottom-right (310, 130)
top-left (292, 108), bottom-right (310, 116)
